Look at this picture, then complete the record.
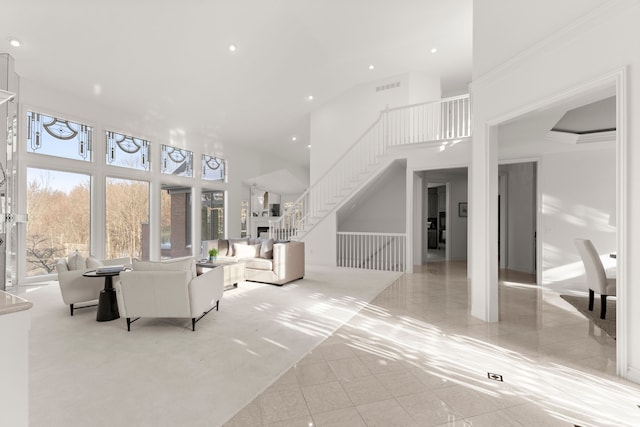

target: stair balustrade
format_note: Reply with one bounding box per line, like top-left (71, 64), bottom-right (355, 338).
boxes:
top-left (269, 94), bottom-right (471, 244)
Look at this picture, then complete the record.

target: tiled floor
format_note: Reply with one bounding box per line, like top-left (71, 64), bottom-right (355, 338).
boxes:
top-left (224, 262), bottom-right (639, 426)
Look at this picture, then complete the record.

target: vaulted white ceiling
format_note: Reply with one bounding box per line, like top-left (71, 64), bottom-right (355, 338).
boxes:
top-left (2, 0), bottom-right (472, 170)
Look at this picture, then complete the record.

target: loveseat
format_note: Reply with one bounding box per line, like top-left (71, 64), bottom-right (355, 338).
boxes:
top-left (56, 251), bottom-right (132, 316)
top-left (202, 238), bottom-right (304, 285)
top-left (115, 257), bottom-right (224, 331)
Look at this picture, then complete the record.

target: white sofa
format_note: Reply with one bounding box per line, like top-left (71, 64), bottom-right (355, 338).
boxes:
top-left (56, 252), bottom-right (132, 316)
top-left (115, 258), bottom-right (224, 331)
top-left (202, 238), bottom-right (304, 285)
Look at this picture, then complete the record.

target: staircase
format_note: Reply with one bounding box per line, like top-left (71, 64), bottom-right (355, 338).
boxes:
top-left (269, 94), bottom-right (471, 241)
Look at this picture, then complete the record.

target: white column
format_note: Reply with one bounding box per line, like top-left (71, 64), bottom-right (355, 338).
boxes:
top-left (470, 121), bottom-right (499, 322)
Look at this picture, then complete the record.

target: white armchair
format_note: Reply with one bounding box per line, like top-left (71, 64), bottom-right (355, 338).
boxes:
top-left (116, 260), bottom-right (224, 331)
top-left (56, 254), bottom-right (132, 316)
top-left (574, 238), bottom-right (616, 319)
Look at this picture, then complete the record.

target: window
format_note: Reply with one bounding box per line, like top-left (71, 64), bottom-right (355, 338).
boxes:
top-left (105, 177), bottom-right (150, 260)
top-left (201, 190), bottom-right (225, 240)
top-left (106, 131), bottom-right (150, 170)
top-left (161, 145), bottom-right (193, 177)
top-left (26, 168), bottom-right (90, 277)
top-left (202, 155), bottom-right (225, 181)
top-left (26, 111), bottom-right (92, 161)
top-left (160, 186), bottom-right (192, 259)
top-left (240, 200), bottom-right (248, 238)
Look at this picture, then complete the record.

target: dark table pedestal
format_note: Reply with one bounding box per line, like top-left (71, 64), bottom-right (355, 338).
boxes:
top-left (83, 271), bottom-right (121, 322)
top-left (96, 276), bottom-right (119, 321)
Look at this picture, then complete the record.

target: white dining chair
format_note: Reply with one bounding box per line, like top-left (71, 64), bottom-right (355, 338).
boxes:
top-left (574, 239), bottom-right (616, 319)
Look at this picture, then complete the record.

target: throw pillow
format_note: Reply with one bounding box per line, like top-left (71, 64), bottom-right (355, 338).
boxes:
top-left (228, 238), bottom-right (249, 256)
top-left (218, 239), bottom-right (230, 257)
top-left (67, 251), bottom-right (87, 271)
top-left (235, 243), bottom-right (261, 259)
top-left (86, 256), bottom-right (104, 269)
top-left (260, 238), bottom-right (275, 259)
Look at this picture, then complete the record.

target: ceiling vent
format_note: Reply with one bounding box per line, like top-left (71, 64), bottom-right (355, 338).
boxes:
top-left (376, 82), bottom-right (401, 92)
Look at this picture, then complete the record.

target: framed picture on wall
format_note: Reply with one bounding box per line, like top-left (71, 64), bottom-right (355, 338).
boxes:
top-left (458, 202), bottom-right (468, 217)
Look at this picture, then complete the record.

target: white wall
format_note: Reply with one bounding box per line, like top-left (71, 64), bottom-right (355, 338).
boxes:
top-left (337, 162), bottom-right (406, 233)
top-left (309, 72), bottom-right (441, 182)
top-left (473, 0), bottom-right (609, 78)
top-left (472, 0), bottom-right (640, 380)
top-left (539, 148), bottom-right (616, 287)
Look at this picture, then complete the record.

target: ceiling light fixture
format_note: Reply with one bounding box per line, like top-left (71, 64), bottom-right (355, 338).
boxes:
top-left (9, 38), bottom-right (21, 47)
top-left (368, 64), bottom-right (375, 70)
top-left (228, 44), bottom-right (237, 52)
top-left (291, 136), bottom-right (297, 142)
top-left (307, 95), bottom-right (314, 101)
top-left (430, 47), bottom-right (438, 53)
top-left (307, 144), bottom-right (311, 148)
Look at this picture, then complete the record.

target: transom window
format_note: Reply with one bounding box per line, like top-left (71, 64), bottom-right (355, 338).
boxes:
top-left (202, 155), bottom-right (226, 181)
top-left (26, 111), bottom-right (92, 161)
top-left (106, 130), bottom-right (150, 170)
top-left (161, 145), bottom-right (193, 177)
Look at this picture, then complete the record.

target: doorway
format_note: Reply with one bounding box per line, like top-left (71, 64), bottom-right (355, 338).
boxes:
top-left (426, 183), bottom-right (447, 261)
top-left (417, 167), bottom-right (468, 265)
top-left (497, 162), bottom-right (537, 275)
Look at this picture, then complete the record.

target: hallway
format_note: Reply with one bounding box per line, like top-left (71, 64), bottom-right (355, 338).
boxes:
top-left (226, 262), bottom-right (635, 426)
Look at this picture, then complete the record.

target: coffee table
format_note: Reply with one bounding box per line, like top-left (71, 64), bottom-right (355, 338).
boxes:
top-left (82, 269), bottom-right (123, 321)
top-left (196, 260), bottom-right (246, 288)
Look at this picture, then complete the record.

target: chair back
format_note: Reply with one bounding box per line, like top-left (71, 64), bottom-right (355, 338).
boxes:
top-left (574, 239), bottom-right (608, 294)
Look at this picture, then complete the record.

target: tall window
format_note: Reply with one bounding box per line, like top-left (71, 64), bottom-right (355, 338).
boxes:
top-left (27, 111), bottom-right (92, 161)
top-left (240, 200), bottom-right (248, 238)
top-left (106, 130), bottom-right (150, 170)
top-left (26, 168), bottom-right (90, 277)
top-left (201, 190), bottom-right (225, 240)
top-left (105, 177), bottom-right (149, 260)
top-left (160, 186), bottom-right (192, 259)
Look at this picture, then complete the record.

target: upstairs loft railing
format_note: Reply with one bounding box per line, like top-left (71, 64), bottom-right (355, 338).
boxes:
top-left (269, 94), bottom-right (471, 241)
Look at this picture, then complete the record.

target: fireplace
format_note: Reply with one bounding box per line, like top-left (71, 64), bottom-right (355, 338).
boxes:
top-left (257, 226), bottom-right (269, 238)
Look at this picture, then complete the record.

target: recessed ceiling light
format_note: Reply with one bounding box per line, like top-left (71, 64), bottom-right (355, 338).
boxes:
top-left (307, 95), bottom-right (314, 101)
top-left (9, 38), bottom-right (21, 48)
top-left (430, 47), bottom-right (438, 54)
top-left (368, 64), bottom-right (375, 70)
top-left (307, 144), bottom-right (311, 148)
top-left (228, 44), bottom-right (237, 52)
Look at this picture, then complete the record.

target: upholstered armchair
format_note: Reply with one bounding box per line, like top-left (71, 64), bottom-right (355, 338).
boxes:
top-left (574, 238), bottom-right (616, 319)
top-left (56, 252), bottom-right (132, 316)
top-left (115, 258), bottom-right (224, 331)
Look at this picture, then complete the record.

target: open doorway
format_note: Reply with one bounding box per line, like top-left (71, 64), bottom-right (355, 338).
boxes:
top-left (493, 75), bottom-right (620, 374)
top-left (426, 183), bottom-right (447, 261)
top-left (498, 162), bottom-right (537, 275)
top-left (418, 168), bottom-right (468, 264)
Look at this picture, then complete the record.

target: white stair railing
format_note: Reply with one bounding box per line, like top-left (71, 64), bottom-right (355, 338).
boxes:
top-left (269, 94), bottom-right (471, 241)
top-left (337, 232), bottom-right (406, 272)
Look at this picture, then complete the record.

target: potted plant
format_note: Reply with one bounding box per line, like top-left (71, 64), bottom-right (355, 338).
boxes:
top-left (208, 248), bottom-right (218, 261)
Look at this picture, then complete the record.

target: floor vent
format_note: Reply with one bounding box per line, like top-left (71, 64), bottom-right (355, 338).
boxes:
top-left (487, 372), bottom-right (503, 382)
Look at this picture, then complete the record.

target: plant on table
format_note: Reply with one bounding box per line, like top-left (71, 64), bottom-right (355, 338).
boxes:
top-left (208, 248), bottom-right (218, 261)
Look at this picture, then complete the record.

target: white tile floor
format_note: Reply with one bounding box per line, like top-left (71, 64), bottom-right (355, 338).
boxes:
top-left (225, 262), bottom-right (640, 427)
